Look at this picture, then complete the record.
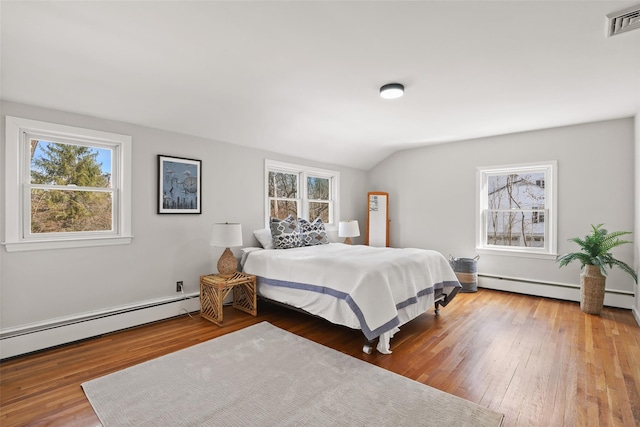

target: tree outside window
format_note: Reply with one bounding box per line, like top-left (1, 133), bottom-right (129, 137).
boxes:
top-left (30, 140), bottom-right (113, 234)
top-left (307, 176), bottom-right (330, 223)
top-left (268, 171), bottom-right (299, 220)
top-left (486, 172), bottom-right (545, 248)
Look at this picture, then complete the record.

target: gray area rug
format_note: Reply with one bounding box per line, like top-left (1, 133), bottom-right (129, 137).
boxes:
top-left (82, 322), bottom-right (504, 426)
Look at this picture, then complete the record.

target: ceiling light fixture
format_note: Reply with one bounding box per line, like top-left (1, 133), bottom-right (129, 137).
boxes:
top-left (379, 83), bottom-right (404, 99)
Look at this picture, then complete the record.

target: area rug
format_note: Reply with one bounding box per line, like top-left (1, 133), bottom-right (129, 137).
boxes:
top-left (82, 322), bottom-right (504, 426)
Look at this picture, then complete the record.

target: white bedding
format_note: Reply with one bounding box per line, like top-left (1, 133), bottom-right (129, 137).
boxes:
top-left (242, 243), bottom-right (461, 353)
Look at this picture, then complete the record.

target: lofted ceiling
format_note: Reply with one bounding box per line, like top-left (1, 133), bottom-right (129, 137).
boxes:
top-left (1, 1), bottom-right (639, 170)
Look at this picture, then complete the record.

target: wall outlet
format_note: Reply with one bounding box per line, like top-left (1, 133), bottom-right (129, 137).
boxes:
top-left (176, 281), bottom-right (183, 292)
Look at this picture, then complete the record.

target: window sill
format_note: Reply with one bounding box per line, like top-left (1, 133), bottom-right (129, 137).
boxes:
top-left (476, 247), bottom-right (558, 260)
top-left (2, 236), bottom-right (133, 252)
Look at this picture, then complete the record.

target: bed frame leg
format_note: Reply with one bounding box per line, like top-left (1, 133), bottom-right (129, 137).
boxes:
top-left (363, 338), bottom-right (377, 354)
top-left (434, 301), bottom-right (442, 315)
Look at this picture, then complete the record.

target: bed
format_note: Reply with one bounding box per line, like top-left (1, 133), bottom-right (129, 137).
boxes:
top-left (242, 242), bottom-right (461, 354)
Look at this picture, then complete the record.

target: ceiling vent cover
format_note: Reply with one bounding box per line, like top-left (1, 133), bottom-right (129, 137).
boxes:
top-left (607, 4), bottom-right (640, 37)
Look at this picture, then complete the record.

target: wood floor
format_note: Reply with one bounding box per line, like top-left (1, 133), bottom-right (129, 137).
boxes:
top-left (1, 289), bottom-right (639, 426)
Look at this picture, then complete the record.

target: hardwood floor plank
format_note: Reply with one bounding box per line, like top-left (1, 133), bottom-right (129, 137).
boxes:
top-left (1, 289), bottom-right (639, 426)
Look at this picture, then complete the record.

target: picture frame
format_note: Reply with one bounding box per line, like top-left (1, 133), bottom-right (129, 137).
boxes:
top-left (157, 155), bottom-right (201, 214)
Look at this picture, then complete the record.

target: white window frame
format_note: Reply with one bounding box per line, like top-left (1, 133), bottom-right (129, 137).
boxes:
top-left (264, 159), bottom-right (340, 227)
top-left (3, 116), bottom-right (133, 252)
top-left (476, 161), bottom-right (557, 259)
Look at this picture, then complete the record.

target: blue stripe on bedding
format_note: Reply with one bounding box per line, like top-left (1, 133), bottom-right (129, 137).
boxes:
top-left (257, 276), bottom-right (458, 340)
top-left (396, 280), bottom-right (461, 310)
top-left (257, 277), bottom-right (398, 339)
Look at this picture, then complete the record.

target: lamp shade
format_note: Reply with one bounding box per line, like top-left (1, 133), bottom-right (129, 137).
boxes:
top-left (338, 220), bottom-right (360, 238)
top-left (210, 223), bottom-right (243, 247)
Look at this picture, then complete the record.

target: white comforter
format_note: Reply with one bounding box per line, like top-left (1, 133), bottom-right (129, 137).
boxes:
top-left (243, 243), bottom-right (460, 353)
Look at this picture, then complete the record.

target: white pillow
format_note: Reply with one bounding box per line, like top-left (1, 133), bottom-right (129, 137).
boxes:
top-left (253, 228), bottom-right (274, 249)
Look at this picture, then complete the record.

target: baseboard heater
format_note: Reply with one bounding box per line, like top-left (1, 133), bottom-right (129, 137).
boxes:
top-left (0, 293), bottom-right (200, 360)
top-left (478, 273), bottom-right (634, 309)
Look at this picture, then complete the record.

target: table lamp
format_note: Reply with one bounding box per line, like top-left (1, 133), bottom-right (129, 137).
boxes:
top-left (210, 222), bottom-right (243, 278)
top-left (338, 220), bottom-right (360, 245)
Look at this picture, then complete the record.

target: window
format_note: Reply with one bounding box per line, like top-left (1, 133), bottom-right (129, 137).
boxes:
top-left (268, 169), bottom-right (299, 220)
top-left (4, 116), bottom-right (132, 252)
top-left (307, 176), bottom-right (331, 222)
top-left (265, 160), bottom-right (339, 226)
top-left (477, 161), bottom-right (557, 258)
top-left (531, 207), bottom-right (544, 224)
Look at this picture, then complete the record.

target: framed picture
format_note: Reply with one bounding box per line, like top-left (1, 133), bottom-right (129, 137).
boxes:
top-left (158, 155), bottom-right (201, 214)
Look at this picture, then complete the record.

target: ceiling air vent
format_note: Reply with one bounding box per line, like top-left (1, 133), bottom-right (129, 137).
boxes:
top-left (607, 4), bottom-right (640, 37)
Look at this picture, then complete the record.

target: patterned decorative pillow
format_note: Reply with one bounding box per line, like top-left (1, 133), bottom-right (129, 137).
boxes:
top-left (299, 217), bottom-right (329, 246)
top-left (270, 215), bottom-right (301, 249)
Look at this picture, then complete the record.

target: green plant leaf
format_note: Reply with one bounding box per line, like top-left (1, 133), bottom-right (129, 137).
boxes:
top-left (608, 258), bottom-right (638, 284)
top-left (556, 224), bottom-right (635, 283)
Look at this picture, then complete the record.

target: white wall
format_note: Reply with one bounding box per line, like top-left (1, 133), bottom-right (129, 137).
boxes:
top-left (634, 113), bottom-right (639, 322)
top-left (0, 101), bottom-right (368, 332)
top-left (367, 118), bottom-right (636, 305)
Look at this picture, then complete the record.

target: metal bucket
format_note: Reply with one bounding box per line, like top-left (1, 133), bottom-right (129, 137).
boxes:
top-left (450, 255), bottom-right (479, 293)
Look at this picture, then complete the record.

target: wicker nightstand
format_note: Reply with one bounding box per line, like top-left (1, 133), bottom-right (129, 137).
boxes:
top-left (200, 272), bottom-right (257, 326)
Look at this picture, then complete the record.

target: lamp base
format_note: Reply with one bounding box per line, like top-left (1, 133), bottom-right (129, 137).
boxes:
top-left (217, 247), bottom-right (237, 278)
top-left (344, 237), bottom-right (353, 245)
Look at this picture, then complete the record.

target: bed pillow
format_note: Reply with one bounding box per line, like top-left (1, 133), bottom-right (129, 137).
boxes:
top-left (299, 217), bottom-right (329, 246)
top-left (270, 215), bottom-right (301, 249)
top-left (253, 228), bottom-right (274, 249)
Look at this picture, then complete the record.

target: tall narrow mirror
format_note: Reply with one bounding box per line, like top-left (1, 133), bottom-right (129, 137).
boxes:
top-left (366, 192), bottom-right (389, 247)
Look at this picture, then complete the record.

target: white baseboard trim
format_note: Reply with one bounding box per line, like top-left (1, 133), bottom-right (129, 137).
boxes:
top-left (478, 275), bottom-right (634, 309)
top-left (0, 293), bottom-right (200, 359)
top-left (633, 307), bottom-right (640, 326)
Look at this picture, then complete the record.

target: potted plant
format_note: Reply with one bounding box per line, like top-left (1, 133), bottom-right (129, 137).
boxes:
top-left (557, 224), bottom-right (637, 314)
